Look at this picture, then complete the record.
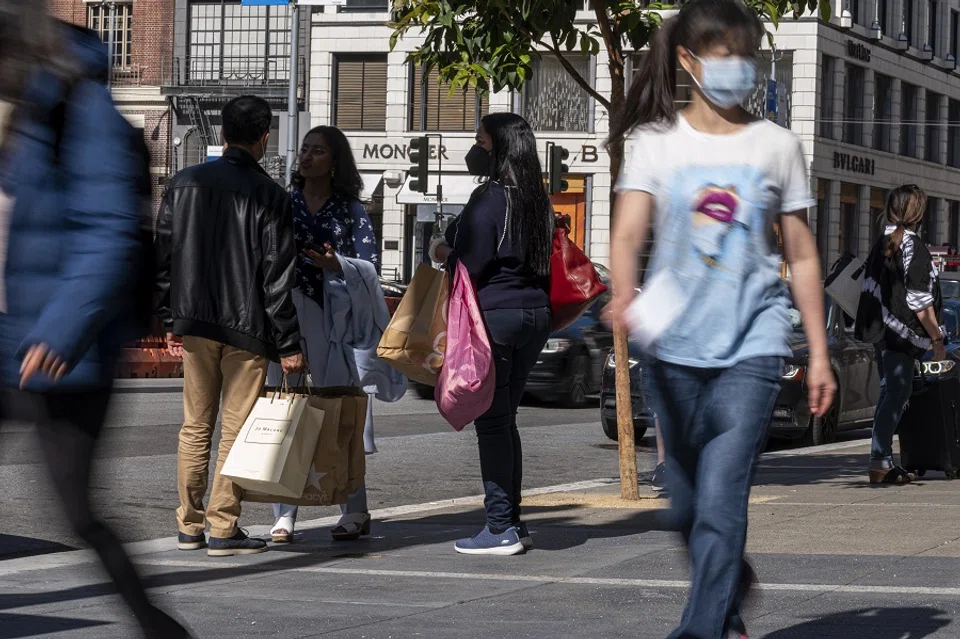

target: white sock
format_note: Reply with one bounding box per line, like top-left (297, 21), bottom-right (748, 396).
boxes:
top-left (271, 516), bottom-right (295, 535)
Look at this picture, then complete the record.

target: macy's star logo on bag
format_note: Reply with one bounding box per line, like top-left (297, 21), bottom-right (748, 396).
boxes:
top-left (422, 301), bottom-right (448, 374)
top-left (307, 464), bottom-right (327, 491)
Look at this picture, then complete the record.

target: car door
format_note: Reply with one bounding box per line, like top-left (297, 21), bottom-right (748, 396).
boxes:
top-left (836, 304), bottom-right (877, 425)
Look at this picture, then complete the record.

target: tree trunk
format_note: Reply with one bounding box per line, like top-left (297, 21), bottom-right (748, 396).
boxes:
top-left (607, 63), bottom-right (626, 205)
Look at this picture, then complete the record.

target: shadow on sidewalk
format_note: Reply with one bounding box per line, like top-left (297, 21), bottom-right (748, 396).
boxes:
top-left (763, 606), bottom-right (951, 638)
top-left (0, 612), bottom-right (109, 638)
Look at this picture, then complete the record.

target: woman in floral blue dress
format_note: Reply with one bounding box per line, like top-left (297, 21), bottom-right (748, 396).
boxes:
top-left (268, 126), bottom-right (380, 543)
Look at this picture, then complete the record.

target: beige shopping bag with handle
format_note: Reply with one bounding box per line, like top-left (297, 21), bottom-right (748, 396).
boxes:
top-left (377, 263), bottom-right (448, 386)
top-left (220, 389), bottom-right (324, 499)
top-left (244, 387), bottom-right (368, 506)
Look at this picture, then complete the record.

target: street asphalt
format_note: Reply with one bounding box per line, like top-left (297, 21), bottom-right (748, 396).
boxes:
top-left (6, 383), bottom-right (958, 638)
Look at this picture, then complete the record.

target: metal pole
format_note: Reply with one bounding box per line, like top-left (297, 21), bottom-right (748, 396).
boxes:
top-left (285, 2), bottom-right (300, 187)
top-left (106, 2), bottom-right (116, 89)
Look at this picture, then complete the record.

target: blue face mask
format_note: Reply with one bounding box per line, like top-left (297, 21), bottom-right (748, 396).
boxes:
top-left (689, 53), bottom-right (759, 109)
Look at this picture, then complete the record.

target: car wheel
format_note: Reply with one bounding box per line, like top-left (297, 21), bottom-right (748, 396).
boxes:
top-left (413, 383), bottom-right (434, 400)
top-left (802, 402), bottom-right (839, 447)
top-left (562, 353), bottom-right (592, 408)
top-left (601, 417), bottom-right (647, 443)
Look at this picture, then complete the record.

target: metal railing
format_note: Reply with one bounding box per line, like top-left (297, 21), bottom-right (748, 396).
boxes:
top-left (163, 55), bottom-right (307, 92)
top-left (109, 64), bottom-right (148, 87)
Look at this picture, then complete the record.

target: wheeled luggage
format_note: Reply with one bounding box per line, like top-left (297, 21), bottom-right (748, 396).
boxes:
top-left (899, 371), bottom-right (960, 479)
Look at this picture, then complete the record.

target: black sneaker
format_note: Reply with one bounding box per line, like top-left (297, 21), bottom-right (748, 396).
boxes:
top-left (207, 529), bottom-right (268, 557)
top-left (651, 462), bottom-right (668, 493)
top-left (177, 532), bottom-right (206, 551)
top-left (517, 522), bottom-right (534, 550)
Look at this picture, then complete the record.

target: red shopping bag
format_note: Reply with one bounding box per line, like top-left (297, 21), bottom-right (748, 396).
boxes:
top-left (549, 216), bottom-right (607, 330)
top-left (435, 261), bottom-right (494, 431)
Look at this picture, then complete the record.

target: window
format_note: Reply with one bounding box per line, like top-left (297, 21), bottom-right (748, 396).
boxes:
top-left (952, 10), bottom-right (959, 57)
top-left (879, 0), bottom-right (890, 34)
top-left (852, 0), bottom-right (861, 24)
top-left (925, 197), bottom-right (940, 244)
top-left (629, 53), bottom-right (694, 108)
top-left (820, 56), bottom-right (837, 139)
top-left (949, 201), bottom-right (960, 248)
top-left (341, 0), bottom-right (390, 10)
top-left (188, 2), bottom-right (294, 85)
top-left (409, 66), bottom-right (488, 131)
top-left (929, 0), bottom-right (939, 53)
top-left (333, 55), bottom-right (387, 131)
top-left (844, 65), bottom-right (866, 145)
top-left (873, 74), bottom-right (893, 152)
top-left (926, 92), bottom-right (943, 163)
top-left (840, 183), bottom-right (860, 257)
top-left (901, 83), bottom-right (920, 157)
top-left (817, 180), bottom-right (832, 272)
top-left (904, 0), bottom-right (915, 43)
top-left (949, 100), bottom-right (960, 167)
top-left (520, 56), bottom-right (592, 132)
top-left (870, 188), bottom-right (889, 246)
top-left (88, 2), bottom-right (133, 69)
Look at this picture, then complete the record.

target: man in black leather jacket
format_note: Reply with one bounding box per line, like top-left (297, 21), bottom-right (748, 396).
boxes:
top-left (155, 95), bottom-right (304, 557)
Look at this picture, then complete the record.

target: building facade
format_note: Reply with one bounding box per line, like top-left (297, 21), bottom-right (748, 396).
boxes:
top-left (50, 0), bottom-right (176, 213)
top-left (304, 1), bottom-right (960, 281)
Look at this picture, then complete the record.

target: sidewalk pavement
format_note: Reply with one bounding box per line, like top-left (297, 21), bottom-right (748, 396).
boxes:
top-left (2, 438), bottom-right (960, 638)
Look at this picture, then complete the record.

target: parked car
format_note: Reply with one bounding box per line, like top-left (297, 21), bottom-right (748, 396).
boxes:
top-left (599, 294), bottom-right (960, 446)
top-left (941, 272), bottom-right (960, 300)
top-left (381, 278), bottom-right (407, 316)
top-left (413, 288), bottom-right (614, 407)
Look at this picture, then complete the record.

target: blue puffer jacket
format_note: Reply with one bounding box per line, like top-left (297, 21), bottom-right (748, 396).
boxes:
top-left (0, 26), bottom-right (141, 392)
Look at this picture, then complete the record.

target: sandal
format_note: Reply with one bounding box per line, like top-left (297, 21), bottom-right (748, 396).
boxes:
top-left (331, 513), bottom-right (371, 541)
top-left (270, 516), bottom-right (296, 544)
top-left (869, 466), bottom-right (916, 485)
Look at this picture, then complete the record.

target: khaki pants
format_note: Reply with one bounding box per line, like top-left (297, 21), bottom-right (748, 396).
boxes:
top-left (176, 336), bottom-right (268, 538)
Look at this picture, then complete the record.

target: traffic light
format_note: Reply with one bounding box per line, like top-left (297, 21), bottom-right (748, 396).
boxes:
top-left (548, 144), bottom-right (569, 194)
top-left (408, 136), bottom-right (430, 193)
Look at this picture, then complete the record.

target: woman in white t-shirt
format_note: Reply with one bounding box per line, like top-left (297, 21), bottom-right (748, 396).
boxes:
top-left (606, 1), bottom-right (836, 637)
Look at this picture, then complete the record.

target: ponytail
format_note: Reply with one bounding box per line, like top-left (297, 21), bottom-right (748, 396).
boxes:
top-left (607, 18), bottom-right (679, 146)
top-left (883, 184), bottom-right (926, 258)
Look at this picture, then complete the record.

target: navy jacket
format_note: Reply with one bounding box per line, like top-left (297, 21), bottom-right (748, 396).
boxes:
top-left (0, 26), bottom-right (141, 391)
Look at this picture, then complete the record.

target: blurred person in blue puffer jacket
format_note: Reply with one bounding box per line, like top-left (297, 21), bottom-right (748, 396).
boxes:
top-left (0, 1), bottom-right (191, 636)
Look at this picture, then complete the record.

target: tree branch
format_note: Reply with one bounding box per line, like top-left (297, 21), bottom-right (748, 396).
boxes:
top-left (593, 0), bottom-right (623, 70)
top-left (539, 35), bottom-right (612, 110)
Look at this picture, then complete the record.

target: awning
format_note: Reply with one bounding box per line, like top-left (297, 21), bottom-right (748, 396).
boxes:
top-left (360, 172), bottom-right (385, 204)
top-left (396, 174), bottom-right (484, 205)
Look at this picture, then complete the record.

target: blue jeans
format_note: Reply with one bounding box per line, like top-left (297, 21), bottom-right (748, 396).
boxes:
top-left (474, 307), bottom-right (551, 531)
top-left (870, 346), bottom-right (916, 467)
top-left (645, 356), bottom-right (782, 639)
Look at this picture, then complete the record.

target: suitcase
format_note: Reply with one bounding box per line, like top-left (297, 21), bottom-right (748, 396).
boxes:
top-left (899, 373), bottom-right (960, 479)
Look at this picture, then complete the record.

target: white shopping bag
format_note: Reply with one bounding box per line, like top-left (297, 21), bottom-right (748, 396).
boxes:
top-left (624, 270), bottom-right (687, 354)
top-left (221, 393), bottom-right (324, 498)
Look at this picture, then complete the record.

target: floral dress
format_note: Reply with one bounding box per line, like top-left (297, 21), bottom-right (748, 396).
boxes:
top-left (291, 189), bottom-right (379, 307)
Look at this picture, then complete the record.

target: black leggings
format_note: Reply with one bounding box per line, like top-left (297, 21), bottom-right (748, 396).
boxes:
top-left (10, 389), bottom-right (186, 638)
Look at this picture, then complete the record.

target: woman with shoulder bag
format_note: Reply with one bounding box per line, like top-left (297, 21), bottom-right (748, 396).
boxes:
top-left (431, 113), bottom-right (553, 556)
top-left (856, 184), bottom-right (945, 485)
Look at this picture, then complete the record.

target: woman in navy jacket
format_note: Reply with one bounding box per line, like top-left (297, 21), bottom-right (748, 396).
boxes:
top-left (0, 3), bottom-right (189, 636)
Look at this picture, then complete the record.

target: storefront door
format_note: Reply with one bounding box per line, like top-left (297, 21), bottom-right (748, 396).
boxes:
top-left (550, 176), bottom-right (588, 249)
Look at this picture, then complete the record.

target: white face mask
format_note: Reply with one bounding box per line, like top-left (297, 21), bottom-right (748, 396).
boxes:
top-left (688, 52), bottom-right (760, 109)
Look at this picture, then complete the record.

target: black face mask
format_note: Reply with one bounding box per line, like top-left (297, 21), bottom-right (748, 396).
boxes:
top-left (465, 145), bottom-right (491, 177)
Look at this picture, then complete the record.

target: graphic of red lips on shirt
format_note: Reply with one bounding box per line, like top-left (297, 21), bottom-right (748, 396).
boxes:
top-left (694, 186), bottom-right (740, 223)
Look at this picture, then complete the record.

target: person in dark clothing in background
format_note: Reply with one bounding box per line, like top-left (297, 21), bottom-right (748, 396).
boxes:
top-left (430, 113), bottom-right (553, 556)
top-left (156, 95), bottom-right (304, 557)
top-left (0, 1), bottom-right (190, 636)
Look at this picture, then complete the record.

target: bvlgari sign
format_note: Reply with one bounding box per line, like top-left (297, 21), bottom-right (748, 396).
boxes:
top-left (847, 40), bottom-right (871, 62)
top-left (834, 151), bottom-right (876, 175)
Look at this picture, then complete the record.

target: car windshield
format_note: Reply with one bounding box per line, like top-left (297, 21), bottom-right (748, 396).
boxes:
top-left (941, 279), bottom-right (960, 299)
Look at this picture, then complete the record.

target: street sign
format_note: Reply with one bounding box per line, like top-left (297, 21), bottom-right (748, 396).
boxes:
top-left (765, 78), bottom-right (778, 122)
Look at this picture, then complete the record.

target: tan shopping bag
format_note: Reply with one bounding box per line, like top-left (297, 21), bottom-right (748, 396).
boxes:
top-left (220, 392), bottom-right (324, 498)
top-left (377, 263), bottom-right (448, 386)
top-left (244, 387), bottom-right (368, 507)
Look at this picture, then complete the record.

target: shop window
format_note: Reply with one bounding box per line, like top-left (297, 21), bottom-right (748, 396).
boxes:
top-left (948, 100), bottom-right (960, 167)
top-left (629, 53), bottom-right (694, 109)
top-left (926, 92), bottom-right (943, 163)
top-left (520, 56), bottom-right (593, 132)
top-left (901, 83), bottom-right (920, 158)
top-left (870, 188), bottom-right (889, 247)
top-left (843, 64), bottom-right (866, 146)
top-left (817, 179), bottom-right (832, 271)
top-left (88, 1), bottom-right (133, 69)
top-left (949, 201), bottom-right (960, 249)
top-left (410, 65), bottom-right (488, 132)
top-left (840, 183), bottom-right (860, 257)
top-left (925, 197), bottom-right (940, 244)
top-left (873, 73), bottom-right (894, 153)
top-left (333, 55), bottom-right (387, 131)
top-left (744, 50), bottom-right (794, 127)
top-left (820, 56), bottom-right (837, 140)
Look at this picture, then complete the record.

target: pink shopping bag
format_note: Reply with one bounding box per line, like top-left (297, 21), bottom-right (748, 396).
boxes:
top-left (435, 260), bottom-right (494, 431)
